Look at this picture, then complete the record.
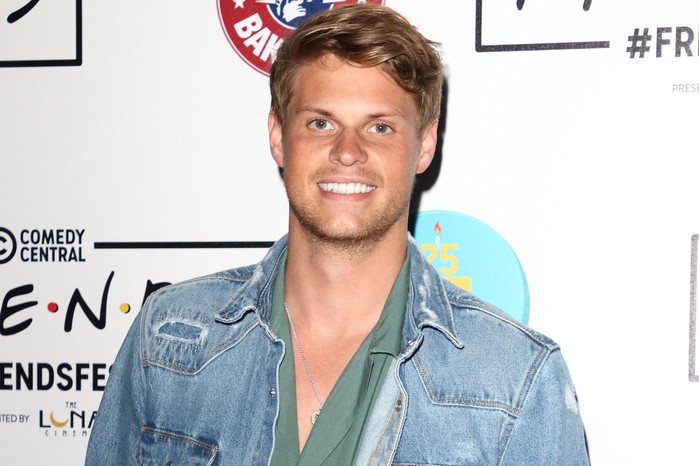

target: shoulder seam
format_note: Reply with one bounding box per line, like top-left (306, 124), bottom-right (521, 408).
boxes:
top-left (449, 296), bottom-right (557, 351)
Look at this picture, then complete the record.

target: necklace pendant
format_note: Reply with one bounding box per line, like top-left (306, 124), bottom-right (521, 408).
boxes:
top-left (311, 410), bottom-right (320, 425)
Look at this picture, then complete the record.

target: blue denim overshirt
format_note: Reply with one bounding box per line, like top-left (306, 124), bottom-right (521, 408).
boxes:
top-left (86, 235), bottom-right (589, 465)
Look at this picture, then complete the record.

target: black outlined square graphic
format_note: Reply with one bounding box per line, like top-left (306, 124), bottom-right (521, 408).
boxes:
top-left (0, 0), bottom-right (82, 67)
top-left (476, 0), bottom-right (609, 52)
top-left (689, 235), bottom-right (699, 382)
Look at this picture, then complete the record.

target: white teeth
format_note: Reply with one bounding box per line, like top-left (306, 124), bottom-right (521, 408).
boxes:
top-left (318, 182), bottom-right (376, 194)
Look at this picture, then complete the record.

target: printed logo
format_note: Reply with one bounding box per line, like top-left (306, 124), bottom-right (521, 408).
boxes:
top-left (0, 228), bottom-right (17, 264)
top-left (626, 26), bottom-right (699, 61)
top-left (0, 362), bottom-right (111, 391)
top-left (476, 0), bottom-right (609, 52)
top-left (218, 0), bottom-right (384, 75)
top-left (413, 210), bottom-right (530, 324)
top-left (1, 239), bottom-right (272, 337)
top-left (0, 228), bottom-right (88, 265)
top-left (0, 0), bottom-right (82, 67)
top-left (38, 402), bottom-right (96, 438)
top-left (0, 271), bottom-right (167, 337)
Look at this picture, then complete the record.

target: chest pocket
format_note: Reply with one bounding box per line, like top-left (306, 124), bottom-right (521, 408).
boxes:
top-left (136, 426), bottom-right (218, 466)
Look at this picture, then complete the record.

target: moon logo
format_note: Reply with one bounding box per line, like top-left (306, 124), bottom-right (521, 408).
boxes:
top-left (50, 412), bottom-right (69, 428)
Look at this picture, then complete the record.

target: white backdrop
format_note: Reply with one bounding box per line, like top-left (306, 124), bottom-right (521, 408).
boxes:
top-left (2, 1), bottom-right (698, 464)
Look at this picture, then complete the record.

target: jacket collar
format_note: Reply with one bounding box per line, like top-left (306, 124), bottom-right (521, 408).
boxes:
top-left (404, 235), bottom-right (464, 349)
top-left (215, 234), bottom-right (464, 349)
top-left (214, 236), bottom-right (289, 325)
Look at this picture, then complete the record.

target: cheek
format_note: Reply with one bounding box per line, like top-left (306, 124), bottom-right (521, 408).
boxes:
top-left (393, 144), bottom-right (422, 178)
top-left (280, 154), bottom-right (313, 193)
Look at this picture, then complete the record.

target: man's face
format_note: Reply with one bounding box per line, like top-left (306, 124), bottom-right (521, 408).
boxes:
top-left (268, 54), bottom-right (437, 247)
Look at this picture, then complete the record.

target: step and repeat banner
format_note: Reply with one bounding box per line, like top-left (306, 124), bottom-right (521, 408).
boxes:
top-left (2, 1), bottom-right (698, 464)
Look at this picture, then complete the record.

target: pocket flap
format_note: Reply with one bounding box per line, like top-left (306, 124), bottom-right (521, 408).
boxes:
top-left (137, 426), bottom-right (218, 466)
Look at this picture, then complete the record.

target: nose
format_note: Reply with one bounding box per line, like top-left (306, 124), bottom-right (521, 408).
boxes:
top-left (329, 129), bottom-right (367, 166)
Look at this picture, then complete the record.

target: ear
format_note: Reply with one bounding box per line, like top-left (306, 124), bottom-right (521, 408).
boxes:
top-left (415, 120), bottom-right (438, 174)
top-left (268, 110), bottom-right (284, 168)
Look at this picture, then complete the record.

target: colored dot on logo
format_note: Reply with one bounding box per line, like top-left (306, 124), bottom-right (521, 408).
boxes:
top-left (119, 303), bottom-right (131, 314)
top-left (47, 302), bottom-right (59, 313)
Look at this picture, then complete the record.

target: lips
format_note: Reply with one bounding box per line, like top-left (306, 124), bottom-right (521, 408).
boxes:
top-left (318, 182), bottom-right (377, 194)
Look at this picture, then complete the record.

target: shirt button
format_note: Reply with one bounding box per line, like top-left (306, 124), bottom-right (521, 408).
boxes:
top-left (270, 388), bottom-right (276, 398)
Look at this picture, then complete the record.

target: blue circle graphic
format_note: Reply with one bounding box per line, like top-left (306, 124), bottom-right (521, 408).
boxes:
top-left (413, 210), bottom-right (530, 324)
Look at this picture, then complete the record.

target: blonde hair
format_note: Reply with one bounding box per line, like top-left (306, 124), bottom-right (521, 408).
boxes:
top-left (269, 4), bottom-right (443, 133)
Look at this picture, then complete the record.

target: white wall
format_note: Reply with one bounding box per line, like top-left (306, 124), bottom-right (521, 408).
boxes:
top-left (1, 1), bottom-right (697, 463)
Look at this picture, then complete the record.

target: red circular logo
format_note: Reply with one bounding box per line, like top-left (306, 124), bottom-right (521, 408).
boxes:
top-left (218, 0), bottom-right (385, 76)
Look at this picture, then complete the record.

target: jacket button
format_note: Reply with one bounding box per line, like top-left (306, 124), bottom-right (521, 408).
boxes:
top-left (396, 399), bottom-right (402, 410)
top-left (406, 339), bottom-right (415, 348)
top-left (270, 388), bottom-right (276, 398)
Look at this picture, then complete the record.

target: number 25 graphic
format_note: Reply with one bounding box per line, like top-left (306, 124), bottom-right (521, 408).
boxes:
top-left (421, 243), bottom-right (458, 275)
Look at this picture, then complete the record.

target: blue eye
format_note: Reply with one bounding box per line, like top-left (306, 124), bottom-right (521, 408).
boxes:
top-left (369, 122), bottom-right (392, 134)
top-left (309, 119), bottom-right (334, 131)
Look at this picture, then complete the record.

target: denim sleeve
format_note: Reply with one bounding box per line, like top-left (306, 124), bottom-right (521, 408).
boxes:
top-left (499, 349), bottom-right (590, 466)
top-left (84, 312), bottom-right (146, 465)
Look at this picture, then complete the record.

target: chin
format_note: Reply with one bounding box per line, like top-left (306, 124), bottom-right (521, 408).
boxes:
top-left (290, 199), bottom-right (409, 248)
top-left (302, 218), bottom-right (399, 250)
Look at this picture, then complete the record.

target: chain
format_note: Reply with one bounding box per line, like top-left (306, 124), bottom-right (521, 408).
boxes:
top-left (284, 302), bottom-right (324, 424)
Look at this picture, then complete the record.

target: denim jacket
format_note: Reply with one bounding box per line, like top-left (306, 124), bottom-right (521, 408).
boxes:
top-left (86, 235), bottom-right (589, 465)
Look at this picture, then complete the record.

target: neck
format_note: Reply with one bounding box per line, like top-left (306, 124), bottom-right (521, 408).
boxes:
top-left (283, 220), bottom-right (408, 336)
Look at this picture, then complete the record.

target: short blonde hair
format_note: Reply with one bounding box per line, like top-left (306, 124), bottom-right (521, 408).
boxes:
top-left (270, 4), bottom-right (443, 134)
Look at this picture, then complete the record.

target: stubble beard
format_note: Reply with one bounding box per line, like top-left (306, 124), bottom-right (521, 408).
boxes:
top-left (286, 169), bottom-right (414, 254)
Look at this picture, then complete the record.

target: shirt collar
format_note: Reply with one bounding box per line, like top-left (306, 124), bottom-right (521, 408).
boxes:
top-left (368, 253), bottom-right (409, 357)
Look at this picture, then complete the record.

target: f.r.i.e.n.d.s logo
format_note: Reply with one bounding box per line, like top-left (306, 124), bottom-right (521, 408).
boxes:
top-left (413, 211), bottom-right (530, 324)
top-left (218, 0), bottom-right (384, 75)
top-left (0, 0), bottom-right (82, 68)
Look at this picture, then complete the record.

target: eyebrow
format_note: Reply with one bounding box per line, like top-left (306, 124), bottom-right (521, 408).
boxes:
top-left (295, 105), bottom-right (406, 120)
top-left (296, 106), bottom-right (333, 118)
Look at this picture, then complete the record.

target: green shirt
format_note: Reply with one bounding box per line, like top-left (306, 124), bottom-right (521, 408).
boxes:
top-left (269, 252), bottom-right (409, 466)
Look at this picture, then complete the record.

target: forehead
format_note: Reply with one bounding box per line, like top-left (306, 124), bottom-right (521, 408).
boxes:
top-left (288, 54), bottom-right (417, 116)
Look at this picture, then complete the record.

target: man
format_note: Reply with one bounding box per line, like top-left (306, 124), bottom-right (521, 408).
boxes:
top-left (86, 4), bottom-right (589, 465)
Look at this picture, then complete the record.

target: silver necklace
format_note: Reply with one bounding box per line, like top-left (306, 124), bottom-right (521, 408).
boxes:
top-left (284, 302), bottom-right (324, 425)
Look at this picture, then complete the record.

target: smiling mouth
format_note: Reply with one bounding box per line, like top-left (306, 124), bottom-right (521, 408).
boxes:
top-left (318, 182), bottom-right (377, 194)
